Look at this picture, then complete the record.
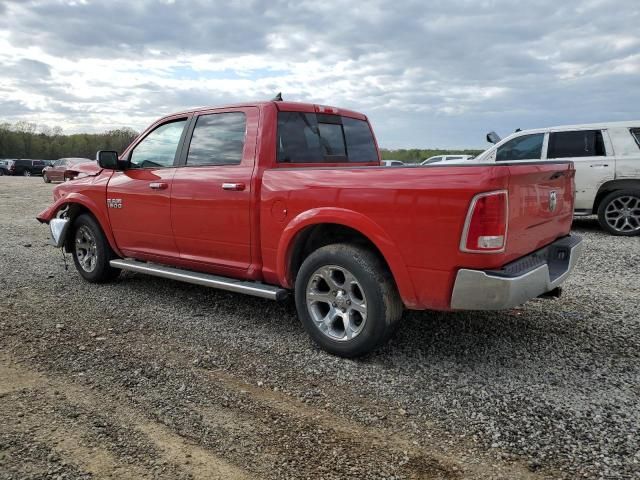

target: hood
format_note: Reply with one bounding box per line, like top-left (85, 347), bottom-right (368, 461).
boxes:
top-left (72, 161), bottom-right (101, 176)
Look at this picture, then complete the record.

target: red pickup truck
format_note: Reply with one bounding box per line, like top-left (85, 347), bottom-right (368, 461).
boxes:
top-left (38, 100), bottom-right (583, 357)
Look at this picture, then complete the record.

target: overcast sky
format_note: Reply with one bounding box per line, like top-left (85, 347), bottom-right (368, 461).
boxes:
top-left (1, 0), bottom-right (638, 148)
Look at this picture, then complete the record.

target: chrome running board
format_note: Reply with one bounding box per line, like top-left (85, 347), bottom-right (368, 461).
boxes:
top-left (110, 259), bottom-right (288, 301)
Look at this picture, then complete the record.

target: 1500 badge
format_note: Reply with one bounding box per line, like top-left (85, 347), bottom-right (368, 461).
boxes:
top-left (107, 198), bottom-right (123, 209)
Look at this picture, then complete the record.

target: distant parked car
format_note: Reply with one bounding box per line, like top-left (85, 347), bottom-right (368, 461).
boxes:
top-left (42, 158), bottom-right (94, 183)
top-left (381, 160), bottom-right (405, 167)
top-left (6, 159), bottom-right (46, 176)
top-left (0, 159), bottom-right (14, 176)
top-left (421, 155), bottom-right (475, 165)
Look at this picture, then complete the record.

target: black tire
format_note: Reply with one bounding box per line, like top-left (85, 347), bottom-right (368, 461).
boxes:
top-left (23, 169), bottom-right (32, 177)
top-left (596, 189), bottom-right (640, 236)
top-left (294, 244), bottom-right (403, 358)
top-left (0, 169), bottom-right (4, 176)
top-left (43, 173), bottom-right (51, 183)
top-left (71, 214), bottom-right (120, 283)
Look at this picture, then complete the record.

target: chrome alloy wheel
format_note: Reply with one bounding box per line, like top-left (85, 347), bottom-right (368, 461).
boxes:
top-left (75, 225), bottom-right (98, 273)
top-left (305, 265), bottom-right (367, 342)
top-left (604, 195), bottom-right (640, 233)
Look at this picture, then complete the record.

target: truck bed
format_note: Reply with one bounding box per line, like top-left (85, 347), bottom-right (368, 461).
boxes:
top-left (259, 162), bottom-right (575, 310)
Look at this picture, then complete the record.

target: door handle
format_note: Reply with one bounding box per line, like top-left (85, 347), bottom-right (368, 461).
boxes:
top-left (222, 182), bottom-right (246, 191)
top-left (149, 182), bottom-right (168, 190)
top-left (590, 163), bottom-right (609, 168)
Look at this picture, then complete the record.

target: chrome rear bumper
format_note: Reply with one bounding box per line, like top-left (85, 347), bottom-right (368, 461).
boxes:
top-left (450, 235), bottom-right (583, 310)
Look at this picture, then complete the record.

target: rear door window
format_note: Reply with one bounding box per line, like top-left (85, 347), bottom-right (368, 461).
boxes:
top-left (185, 112), bottom-right (246, 166)
top-left (277, 112), bottom-right (377, 163)
top-left (496, 133), bottom-right (544, 161)
top-left (548, 130), bottom-right (606, 158)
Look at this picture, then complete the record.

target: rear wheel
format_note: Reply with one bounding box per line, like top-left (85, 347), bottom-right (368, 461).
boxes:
top-left (295, 244), bottom-right (403, 357)
top-left (71, 214), bottom-right (120, 282)
top-left (597, 190), bottom-right (640, 236)
top-left (23, 170), bottom-right (32, 177)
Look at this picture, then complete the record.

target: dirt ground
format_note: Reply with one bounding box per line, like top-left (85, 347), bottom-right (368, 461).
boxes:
top-left (1, 177), bottom-right (638, 479)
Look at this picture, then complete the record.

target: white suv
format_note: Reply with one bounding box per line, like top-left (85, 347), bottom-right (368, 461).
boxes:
top-left (421, 155), bottom-right (474, 165)
top-left (475, 122), bottom-right (640, 236)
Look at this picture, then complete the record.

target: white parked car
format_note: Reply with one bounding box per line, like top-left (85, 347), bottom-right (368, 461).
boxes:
top-left (381, 159), bottom-right (405, 167)
top-left (421, 155), bottom-right (474, 165)
top-left (475, 121), bottom-right (640, 236)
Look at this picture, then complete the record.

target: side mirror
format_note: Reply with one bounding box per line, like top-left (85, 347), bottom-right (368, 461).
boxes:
top-left (96, 150), bottom-right (119, 169)
top-left (486, 131), bottom-right (501, 144)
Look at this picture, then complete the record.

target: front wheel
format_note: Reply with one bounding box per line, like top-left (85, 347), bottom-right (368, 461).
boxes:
top-left (71, 214), bottom-right (120, 282)
top-left (295, 244), bottom-right (403, 358)
top-left (597, 190), bottom-right (640, 236)
top-left (23, 170), bottom-right (32, 177)
top-left (43, 173), bottom-right (51, 183)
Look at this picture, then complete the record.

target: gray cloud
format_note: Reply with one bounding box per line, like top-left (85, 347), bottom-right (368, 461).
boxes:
top-left (1, 0), bottom-right (639, 147)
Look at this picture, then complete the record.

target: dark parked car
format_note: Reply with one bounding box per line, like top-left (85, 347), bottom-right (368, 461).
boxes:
top-left (42, 158), bottom-right (94, 183)
top-left (0, 159), bottom-right (14, 175)
top-left (9, 159), bottom-right (46, 176)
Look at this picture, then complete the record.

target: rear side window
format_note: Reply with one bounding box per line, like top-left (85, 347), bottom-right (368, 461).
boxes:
top-left (496, 133), bottom-right (544, 161)
top-left (186, 112), bottom-right (246, 166)
top-left (548, 130), bottom-right (606, 158)
top-left (277, 112), bottom-right (377, 163)
top-left (631, 128), bottom-right (640, 149)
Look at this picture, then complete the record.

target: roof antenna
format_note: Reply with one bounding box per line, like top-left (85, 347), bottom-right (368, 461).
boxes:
top-left (272, 92), bottom-right (283, 101)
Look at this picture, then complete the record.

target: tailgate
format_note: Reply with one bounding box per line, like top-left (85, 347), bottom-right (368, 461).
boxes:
top-left (505, 162), bottom-right (575, 258)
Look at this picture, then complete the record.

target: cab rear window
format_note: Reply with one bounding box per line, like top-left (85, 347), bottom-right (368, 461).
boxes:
top-left (277, 112), bottom-right (378, 163)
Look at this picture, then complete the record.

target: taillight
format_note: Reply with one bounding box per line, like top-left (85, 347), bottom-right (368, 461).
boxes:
top-left (460, 190), bottom-right (508, 253)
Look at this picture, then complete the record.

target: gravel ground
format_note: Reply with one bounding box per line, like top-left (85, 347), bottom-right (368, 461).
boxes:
top-left (1, 176), bottom-right (638, 479)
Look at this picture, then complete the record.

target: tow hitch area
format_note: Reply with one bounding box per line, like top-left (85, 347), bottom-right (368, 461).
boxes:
top-left (538, 287), bottom-right (562, 299)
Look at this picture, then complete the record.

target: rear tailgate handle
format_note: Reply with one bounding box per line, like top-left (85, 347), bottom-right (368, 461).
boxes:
top-left (222, 182), bottom-right (246, 191)
top-left (149, 182), bottom-right (168, 190)
top-left (550, 171), bottom-right (565, 180)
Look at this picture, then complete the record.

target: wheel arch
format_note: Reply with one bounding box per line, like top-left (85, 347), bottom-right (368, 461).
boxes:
top-left (593, 179), bottom-right (640, 213)
top-left (276, 208), bottom-right (417, 308)
top-left (47, 195), bottom-right (121, 257)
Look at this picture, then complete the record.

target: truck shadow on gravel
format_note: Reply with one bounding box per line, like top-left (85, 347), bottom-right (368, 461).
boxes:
top-left (119, 271), bottom-right (589, 373)
top-left (571, 216), bottom-right (606, 234)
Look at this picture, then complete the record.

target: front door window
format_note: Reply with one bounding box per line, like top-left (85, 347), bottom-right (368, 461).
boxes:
top-left (496, 134), bottom-right (544, 161)
top-left (129, 120), bottom-right (187, 169)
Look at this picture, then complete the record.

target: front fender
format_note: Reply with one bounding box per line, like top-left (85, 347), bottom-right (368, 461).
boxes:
top-left (276, 207), bottom-right (418, 308)
top-left (36, 193), bottom-right (122, 257)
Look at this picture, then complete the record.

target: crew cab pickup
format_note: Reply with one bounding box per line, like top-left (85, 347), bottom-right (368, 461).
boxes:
top-left (37, 100), bottom-right (583, 357)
